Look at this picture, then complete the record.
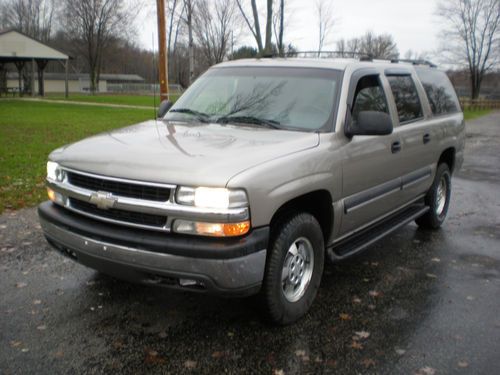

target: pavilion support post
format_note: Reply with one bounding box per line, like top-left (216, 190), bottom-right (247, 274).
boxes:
top-left (36, 59), bottom-right (48, 96)
top-left (31, 59), bottom-right (35, 97)
top-left (14, 61), bottom-right (25, 97)
top-left (64, 60), bottom-right (69, 98)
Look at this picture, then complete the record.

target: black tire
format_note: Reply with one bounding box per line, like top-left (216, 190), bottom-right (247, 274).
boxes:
top-left (416, 163), bottom-right (452, 229)
top-left (260, 212), bottom-right (324, 325)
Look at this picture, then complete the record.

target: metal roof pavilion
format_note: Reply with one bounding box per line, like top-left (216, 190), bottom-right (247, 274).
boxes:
top-left (0, 29), bottom-right (70, 97)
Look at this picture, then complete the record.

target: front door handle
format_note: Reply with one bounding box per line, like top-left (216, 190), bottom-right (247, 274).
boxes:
top-left (391, 141), bottom-right (401, 154)
top-left (423, 133), bottom-right (431, 144)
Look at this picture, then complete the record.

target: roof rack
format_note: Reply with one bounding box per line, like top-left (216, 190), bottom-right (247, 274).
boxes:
top-left (260, 51), bottom-right (438, 68)
top-left (391, 59), bottom-right (437, 68)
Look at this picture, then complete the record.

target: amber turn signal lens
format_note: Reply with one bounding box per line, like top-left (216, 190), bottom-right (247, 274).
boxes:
top-left (222, 221), bottom-right (251, 236)
top-left (47, 187), bottom-right (56, 202)
top-left (173, 219), bottom-right (251, 237)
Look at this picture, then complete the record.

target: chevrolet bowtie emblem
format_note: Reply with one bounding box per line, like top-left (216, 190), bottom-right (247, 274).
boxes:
top-left (89, 191), bottom-right (117, 210)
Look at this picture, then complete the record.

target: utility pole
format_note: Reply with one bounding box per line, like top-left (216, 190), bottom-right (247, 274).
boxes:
top-left (156, 0), bottom-right (169, 101)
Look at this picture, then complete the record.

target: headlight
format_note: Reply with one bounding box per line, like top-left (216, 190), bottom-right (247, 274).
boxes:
top-left (176, 186), bottom-right (248, 209)
top-left (47, 161), bottom-right (65, 182)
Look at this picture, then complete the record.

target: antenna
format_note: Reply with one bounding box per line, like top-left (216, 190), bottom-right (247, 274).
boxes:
top-left (152, 32), bottom-right (157, 120)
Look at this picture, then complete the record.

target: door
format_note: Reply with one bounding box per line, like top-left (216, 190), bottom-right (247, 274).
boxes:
top-left (339, 69), bottom-right (404, 236)
top-left (385, 70), bottom-right (435, 204)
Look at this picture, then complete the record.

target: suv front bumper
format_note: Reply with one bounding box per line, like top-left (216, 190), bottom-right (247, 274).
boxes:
top-left (38, 202), bottom-right (269, 296)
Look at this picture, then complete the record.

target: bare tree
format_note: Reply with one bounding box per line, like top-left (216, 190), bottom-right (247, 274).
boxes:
top-left (236, 0), bottom-right (273, 55)
top-left (336, 32), bottom-right (399, 59)
top-left (0, 0), bottom-right (56, 42)
top-left (316, 0), bottom-right (335, 56)
top-left (62, 0), bottom-right (138, 94)
top-left (437, 0), bottom-right (500, 99)
top-left (193, 0), bottom-right (238, 65)
top-left (183, 0), bottom-right (196, 84)
top-left (273, 0), bottom-right (288, 56)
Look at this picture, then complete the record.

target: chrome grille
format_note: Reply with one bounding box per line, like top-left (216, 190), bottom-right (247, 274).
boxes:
top-left (69, 198), bottom-right (167, 228)
top-left (67, 171), bottom-right (171, 202)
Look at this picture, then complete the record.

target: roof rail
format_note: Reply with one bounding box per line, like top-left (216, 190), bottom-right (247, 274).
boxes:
top-left (258, 51), bottom-right (438, 68)
top-left (391, 59), bottom-right (437, 68)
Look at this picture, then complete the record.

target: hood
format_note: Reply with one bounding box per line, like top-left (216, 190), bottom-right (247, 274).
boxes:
top-left (50, 120), bottom-right (319, 186)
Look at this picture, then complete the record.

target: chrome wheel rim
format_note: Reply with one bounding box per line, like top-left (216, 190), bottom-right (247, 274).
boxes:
top-left (282, 237), bottom-right (314, 302)
top-left (436, 176), bottom-right (447, 216)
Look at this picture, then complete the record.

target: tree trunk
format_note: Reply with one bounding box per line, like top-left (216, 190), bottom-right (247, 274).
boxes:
top-left (264, 0), bottom-right (273, 54)
top-left (187, 0), bottom-right (194, 85)
top-left (250, 0), bottom-right (263, 53)
top-left (278, 0), bottom-right (284, 56)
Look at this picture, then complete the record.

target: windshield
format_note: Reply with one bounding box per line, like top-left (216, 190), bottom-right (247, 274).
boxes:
top-left (164, 66), bottom-right (341, 131)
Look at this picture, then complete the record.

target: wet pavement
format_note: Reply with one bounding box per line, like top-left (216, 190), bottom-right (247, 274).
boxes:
top-left (1, 112), bottom-right (500, 374)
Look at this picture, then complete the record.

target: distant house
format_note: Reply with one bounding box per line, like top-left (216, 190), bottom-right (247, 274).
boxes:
top-left (6, 72), bottom-right (145, 93)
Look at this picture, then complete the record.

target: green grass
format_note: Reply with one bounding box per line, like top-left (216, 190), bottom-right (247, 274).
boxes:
top-left (463, 109), bottom-right (492, 121)
top-left (0, 100), bottom-right (153, 213)
top-left (45, 93), bottom-right (180, 107)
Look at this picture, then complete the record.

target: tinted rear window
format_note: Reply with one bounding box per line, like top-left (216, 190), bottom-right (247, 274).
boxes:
top-left (416, 69), bottom-right (460, 116)
top-left (387, 75), bottom-right (424, 123)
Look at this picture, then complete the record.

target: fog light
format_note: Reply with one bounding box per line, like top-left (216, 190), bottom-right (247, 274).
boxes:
top-left (173, 219), bottom-right (250, 237)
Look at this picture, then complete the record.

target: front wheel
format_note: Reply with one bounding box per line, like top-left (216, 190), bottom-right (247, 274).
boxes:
top-left (416, 163), bottom-right (452, 229)
top-left (260, 213), bottom-right (324, 325)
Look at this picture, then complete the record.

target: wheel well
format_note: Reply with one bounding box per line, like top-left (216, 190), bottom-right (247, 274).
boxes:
top-left (270, 190), bottom-right (333, 243)
top-left (438, 147), bottom-right (456, 173)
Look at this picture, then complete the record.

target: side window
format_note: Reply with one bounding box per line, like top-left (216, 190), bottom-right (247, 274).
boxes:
top-left (387, 75), bottom-right (423, 124)
top-left (351, 75), bottom-right (389, 123)
top-left (415, 69), bottom-right (460, 116)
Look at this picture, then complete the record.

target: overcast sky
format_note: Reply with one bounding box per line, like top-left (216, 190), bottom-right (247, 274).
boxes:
top-left (137, 0), bottom-right (442, 57)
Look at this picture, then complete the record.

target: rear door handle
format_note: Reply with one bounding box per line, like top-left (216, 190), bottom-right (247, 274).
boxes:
top-left (423, 133), bottom-right (431, 144)
top-left (391, 141), bottom-right (401, 154)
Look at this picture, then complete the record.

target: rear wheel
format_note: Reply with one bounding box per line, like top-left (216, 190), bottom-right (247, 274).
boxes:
top-left (260, 213), bottom-right (324, 325)
top-left (416, 163), bottom-right (451, 229)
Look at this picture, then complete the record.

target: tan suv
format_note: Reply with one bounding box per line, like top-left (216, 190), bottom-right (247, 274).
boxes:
top-left (39, 58), bottom-right (465, 324)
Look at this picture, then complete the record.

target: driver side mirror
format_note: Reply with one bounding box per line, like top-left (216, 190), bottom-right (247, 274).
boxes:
top-left (345, 110), bottom-right (393, 138)
top-left (157, 100), bottom-right (173, 118)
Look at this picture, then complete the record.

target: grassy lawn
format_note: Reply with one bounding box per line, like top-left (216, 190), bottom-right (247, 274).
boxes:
top-left (45, 93), bottom-right (180, 107)
top-left (463, 109), bottom-right (492, 121)
top-left (0, 100), bottom-right (152, 213)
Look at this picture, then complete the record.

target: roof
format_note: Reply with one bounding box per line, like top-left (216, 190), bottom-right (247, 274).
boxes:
top-left (214, 58), bottom-right (437, 71)
top-left (6, 72), bottom-right (145, 82)
top-left (0, 29), bottom-right (69, 61)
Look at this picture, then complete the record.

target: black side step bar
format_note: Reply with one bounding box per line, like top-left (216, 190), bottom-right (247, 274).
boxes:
top-left (327, 204), bottom-right (429, 262)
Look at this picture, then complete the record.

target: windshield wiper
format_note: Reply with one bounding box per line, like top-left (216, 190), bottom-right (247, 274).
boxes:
top-left (216, 115), bottom-right (281, 129)
top-left (169, 108), bottom-right (210, 123)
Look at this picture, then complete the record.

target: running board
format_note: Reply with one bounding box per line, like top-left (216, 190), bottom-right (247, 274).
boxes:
top-left (327, 204), bottom-right (429, 262)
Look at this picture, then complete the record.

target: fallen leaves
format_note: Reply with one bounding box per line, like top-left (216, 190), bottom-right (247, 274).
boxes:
top-left (352, 296), bottom-right (362, 304)
top-left (211, 351), bottom-right (229, 359)
top-left (395, 348), bottom-right (406, 356)
top-left (294, 349), bottom-right (310, 362)
top-left (184, 360), bottom-right (197, 369)
top-left (368, 290), bottom-right (381, 298)
top-left (361, 358), bottom-right (376, 368)
top-left (350, 341), bottom-right (363, 350)
top-left (144, 349), bottom-right (166, 365)
top-left (354, 330), bottom-right (370, 339)
top-left (415, 366), bottom-right (436, 375)
top-left (339, 313), bottom-right (352, 321)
